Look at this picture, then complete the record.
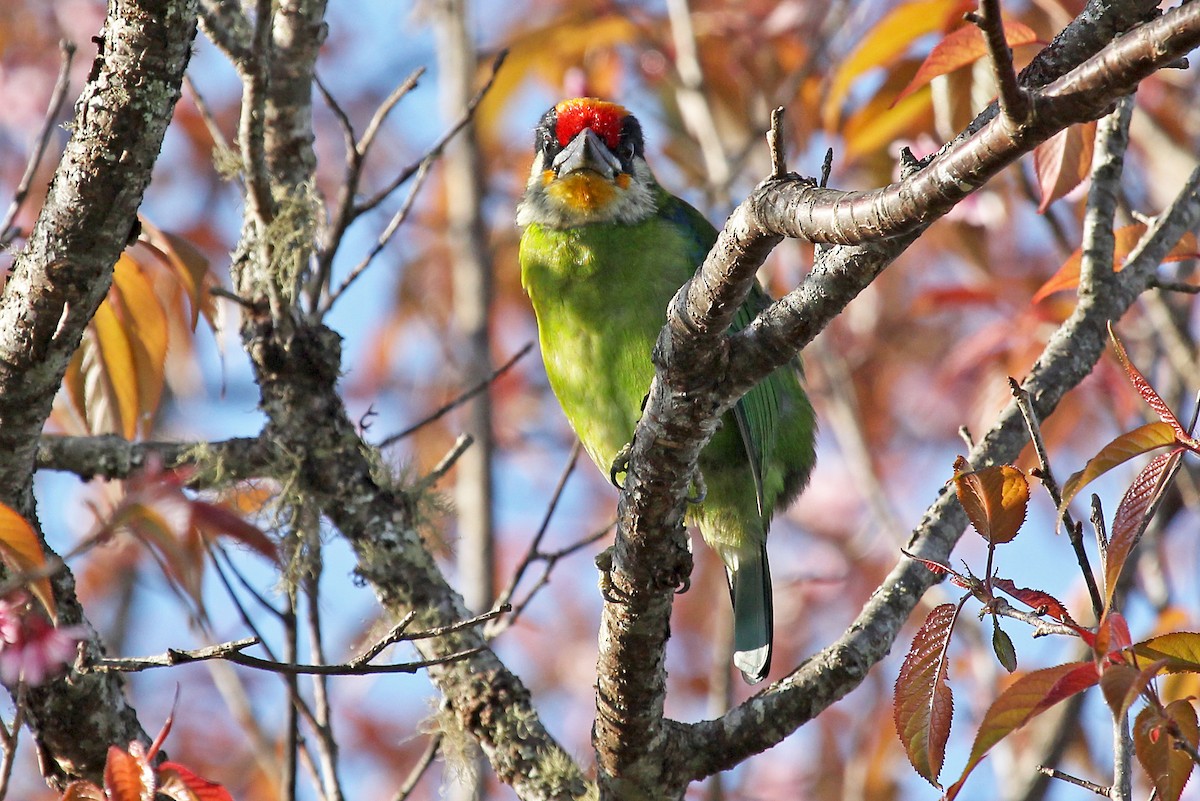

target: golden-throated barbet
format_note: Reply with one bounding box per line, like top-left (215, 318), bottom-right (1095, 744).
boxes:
top-left (517, 98), bottom-right (816, 683)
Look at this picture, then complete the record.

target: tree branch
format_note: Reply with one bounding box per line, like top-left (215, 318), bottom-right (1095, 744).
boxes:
top-left (592, 3), bottom-right (1200, 795)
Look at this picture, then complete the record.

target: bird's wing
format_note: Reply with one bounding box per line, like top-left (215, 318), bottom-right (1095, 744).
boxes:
top-left (664, 195), bottom-right (782, 525)
top-left (730, 284), bottom-right (780, 523)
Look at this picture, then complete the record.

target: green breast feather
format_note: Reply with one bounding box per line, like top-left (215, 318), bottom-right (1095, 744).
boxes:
top-left (519, 191), bottom-right (816, 552)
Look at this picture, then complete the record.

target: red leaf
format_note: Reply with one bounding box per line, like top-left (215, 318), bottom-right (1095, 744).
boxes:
top-left (191, 501), bottom-right (278, 562)
top-left (893, 19), bottom-right (1039, 105)
top-left (991, 578), bottom-right (1083, 631)
top-left (952, 458), bottom-right (1029, 545)
top-left (1033, 121), bottom-right (1096, 212)
top-left (1109, 323), bottom-right (1193, 443)
top-left (894, 602), bottom-right (960, 786)
top-left (104, 744), bottom-right (155, 801)
top-left (1094, 611), bottom-right (1133, 661)
top-left (944, 661), bottom-right (1099, 800)
top-left (1134, 700), bottom-right (1199, 801)
top-left (1105, 450), bottom-right (1182, 610)
top-left (157, 762), bottom-right (235, 801)
top-left (1058, 422), bottom-right (1179, 516)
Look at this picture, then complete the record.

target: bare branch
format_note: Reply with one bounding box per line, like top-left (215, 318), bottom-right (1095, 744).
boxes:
top-left (967, 0), bottom-right (1031, 122)
top-left (0, 41), bottom-right (74, 248)
top-left (379, 343), bottom-right (532, 447)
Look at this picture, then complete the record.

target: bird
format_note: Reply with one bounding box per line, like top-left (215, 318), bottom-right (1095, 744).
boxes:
top-left (516, 97), bottom-right (816, 683)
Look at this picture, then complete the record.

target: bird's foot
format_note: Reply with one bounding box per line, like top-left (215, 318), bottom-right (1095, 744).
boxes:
top-left (595, 546), bottom-right (622, 603)
top-left (609, 443), bottom-right (631, 489)
top-left (686, 470), bottom-right (707, 505)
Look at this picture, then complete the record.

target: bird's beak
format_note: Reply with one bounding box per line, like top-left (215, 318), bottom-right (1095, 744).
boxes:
top-left (551, 128), bottom-right (622, 180)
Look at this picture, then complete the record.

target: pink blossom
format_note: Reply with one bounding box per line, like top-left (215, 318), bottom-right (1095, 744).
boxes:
top-left (0, 592), bottom-right (84, 687)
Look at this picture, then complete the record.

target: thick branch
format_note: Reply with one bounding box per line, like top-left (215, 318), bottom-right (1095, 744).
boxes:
top-left (36, 434), bottom-right (272, 487)
top-left (0, 0), bottom-right (198, 787)
top-left (671, 168), bottom-right (1200, 779)
top-left (593, 3), bottom-right (1200, 795)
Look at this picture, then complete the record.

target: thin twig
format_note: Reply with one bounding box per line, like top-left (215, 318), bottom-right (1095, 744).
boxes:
top-left (0, 683), bottom-right (24, 800)
top-left (380, 343), bottom-right (532, 447)
top-left (310, 67), bottom-right (425, 308)
top-left (818, 147), bottom-right (834, 188)
top-left (391, 733), bottom-right (442, 801)
top-left (1009, 377), bottom-right (1102, 619)
top-left (1148, 278), bottom-right (1200, 294)
top-left (421, 433), bottom-right (474, 486)
top-left (323, 154), bottom-right (434, 307)
top-left (81, 636), bottom-right (488, 676)
top-left (490, 521), bottom-right (613, 638)
top-left (492, 442), bottom-right (582, 615)
top-left (182, 74), bottom-right (233, 156)
top-left (1036, 766), bottom-right (1109, 797)
top-left (348, 611), bottom-right (417, 668)
top-left (355, 50), bottom-right (506, 217)
top-left (967, 0), bottom-right (1030, 122)
top-left (767, 107), bottom-right (786, 179)
top-left (1, 41), bottom-right (75, 248)
top-left (986, 598), bottom-right (1083, 638)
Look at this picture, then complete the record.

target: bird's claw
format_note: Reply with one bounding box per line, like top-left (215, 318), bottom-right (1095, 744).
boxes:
top-left (595, 547), bottom-right (621, 603)
top-left (686, 470), bottom-right (707, 504)
top-left (609, 443), bottom-right (631, 489)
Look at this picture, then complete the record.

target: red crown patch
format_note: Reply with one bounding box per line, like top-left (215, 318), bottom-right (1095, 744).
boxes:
top-left (554, 98), bottom-right (627, 151)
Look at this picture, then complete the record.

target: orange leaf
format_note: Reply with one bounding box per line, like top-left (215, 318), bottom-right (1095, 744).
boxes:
top-left (894, 602), bottom-right (960, 786)
top-left (1135, 700), bottom-right (1199, 801)
top-left (158, 762), bottom-right (236, 801)
top-left (842, 58), bottom-right (934, 163)
top-left (103, 744), bottom-right (155, 801)
top-left (138, 218), bottom-right (217, 329)
top-left (1032, 225), bottom-right (1200, 303)
top-left (60, 781), bottom-right (107, 801)
top-left (952, 458), bottom-right (1028, 545)
top-left (893, 20), bottom-right (1039, 106)
top-left (944, 662), bottom-right (1099, 800)
top-left (1033, 121), bottom-right (1096, 212)
top-left (0, 503), bottom-right (55, 621)
top-left (111, 254), bottom-right (169, 436)
top-left (823, 0), bottom-right (965, 129)
top-left (90, 299), bottom-right (139, 439)
top-left (1059, 422), bottom-right (1179, 514)
top-left (1105, 450), bottom-right (1182, 610)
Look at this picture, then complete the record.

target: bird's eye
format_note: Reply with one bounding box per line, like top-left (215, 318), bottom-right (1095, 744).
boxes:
top-left (619, 139), bottom-right (636, 162)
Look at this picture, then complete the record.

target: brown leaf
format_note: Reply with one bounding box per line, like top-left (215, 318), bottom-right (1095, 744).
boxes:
top-left (1033, 121), bottom-right (1096, 212)
top-left (1109, 323), bottom-right (1193, 443)
top-left (953, 459), bottom-right (1029, 545)
top-left (894, 602), bottom-right (960, 786)
top-left (1134, 701), bottom-right (1199, 801)
top-left (158, 762), bottom-right (235, 801)
top-left (823, 0), bottom-right (965, 129)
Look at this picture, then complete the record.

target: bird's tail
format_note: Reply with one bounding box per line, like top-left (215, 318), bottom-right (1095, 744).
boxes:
top-left (729, 543), bottom-right (773, 684)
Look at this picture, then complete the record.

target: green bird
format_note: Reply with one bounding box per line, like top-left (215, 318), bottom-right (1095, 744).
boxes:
top-left (516, 98), bottom-right (816, 683)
